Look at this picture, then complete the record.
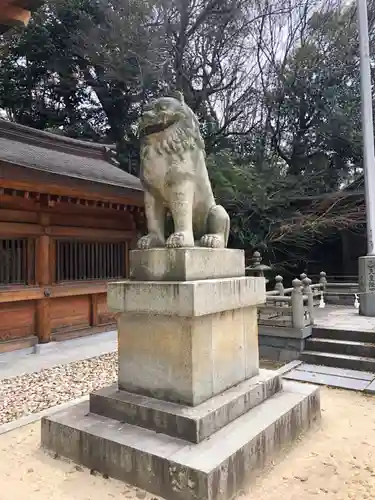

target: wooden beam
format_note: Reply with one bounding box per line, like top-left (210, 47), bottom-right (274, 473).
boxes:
top-left (0, 221), bottom-right (42, 236)
top-left (0, 286), bottom-right (43, 303)
top-left (0, 282), bottom-right (108, 303)
top-left (0, 208), bottom-right (38, 224)
top-left (51, 282), bottom-right (108, 297)
top-left (0, 193), bottom-right (138, 225)
top-left (49, 225), bottom-right (134, 240)
top-left (0, 221), bottom-right (134, 240)
top-left (49, 212), bottom-right (134, 230)
top-left (0, 336), bottom-right (38, 354)
top-left (0, 177), bottom-right (143, 207)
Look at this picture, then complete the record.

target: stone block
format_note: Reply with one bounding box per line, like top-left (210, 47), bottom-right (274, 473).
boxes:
top-left (117, 306), bottom-right (260, 406)
top-left (258, 335), bottom-right (304, 350)
top-left (259, 345), bottom-right (301, 363)
top-left (41, 381), bottom-right (320, 500)
top-left (278, 349), bottom-right (301, 362)
top-left (365, 379), bottom-right (375, 394)
top-left (129, 248), bottom-right (245, 281)
top-left (108, 276), bottom-right (266, 317)
top-left (259, 325), bottom-right (312, 339)
top-left (90, 370), bottom-right (282, 443)
top-left (359, 255), bottom-right (375, 316)
top-left (283, 369), bottom-right (370, 391)
top-left (259, 345), bottom-right (279, 361)
top-left (298, 363), bottom-right (375, 381)
top-left (277, 360), bottom-right (303, 376)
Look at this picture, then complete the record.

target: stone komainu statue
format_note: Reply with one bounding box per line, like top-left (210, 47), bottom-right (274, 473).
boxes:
top-left (137, 93), bottom-right (230, 249)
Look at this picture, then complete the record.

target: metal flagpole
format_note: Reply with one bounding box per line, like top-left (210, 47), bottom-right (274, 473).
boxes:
top-left (357, 0), bottom-right (375, 255)
top-left (357, 0), bottom-right (375, 315)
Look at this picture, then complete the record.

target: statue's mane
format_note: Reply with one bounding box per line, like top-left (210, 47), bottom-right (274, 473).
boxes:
top-left (140, 104), bottom-right (205, 161)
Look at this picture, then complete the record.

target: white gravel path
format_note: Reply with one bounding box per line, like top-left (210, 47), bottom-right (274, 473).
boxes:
top-left (0, 352), bottom-right (118, 424)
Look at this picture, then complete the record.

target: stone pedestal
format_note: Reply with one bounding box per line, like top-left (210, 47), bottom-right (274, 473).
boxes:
top-left (359, 255), bottom-right (375, 316)
top-left (109, 273), bottom-right (263, 406)
top-left (41, 248), bottom-right (320, 500)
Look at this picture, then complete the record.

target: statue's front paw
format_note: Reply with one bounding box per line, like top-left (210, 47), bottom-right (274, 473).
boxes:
top-left (166, 232), bottom-right (194, 248)
top-left (137, 234), bottom-right (164, 249)
top-left (199, 234), bottom-right (225, 248)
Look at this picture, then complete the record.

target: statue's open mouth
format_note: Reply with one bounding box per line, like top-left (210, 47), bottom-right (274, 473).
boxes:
top-left (140, 120), bottom-right (176, 137)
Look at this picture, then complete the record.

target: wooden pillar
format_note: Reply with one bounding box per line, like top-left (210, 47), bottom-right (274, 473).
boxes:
top-left (36, 299), bottom-right (51, 344)
top-left (36, 213), bottom-right (52, 343)
top-left (125, 240), bottom-right (130, 278)
top-left (90, 294), bottom-right (99, 327)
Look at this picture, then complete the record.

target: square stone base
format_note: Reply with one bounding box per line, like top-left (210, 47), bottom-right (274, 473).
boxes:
top-left (109, 276), bottom-right (266, 407)
top-left (41, 380), bottom-right (320, 500)
top-left (129, 248), bottom-right (245, 281)
top-left (117, 306), bottom-right (260, 406)
top-left (90, 370), bottom-right (281, 443)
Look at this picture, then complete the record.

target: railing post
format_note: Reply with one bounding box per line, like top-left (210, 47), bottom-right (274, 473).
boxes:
top-left (291, 278), bottom-right (304, 329)
top-left (274, 275), bottom-right (284, 295)
top-left (319, 271), bottom-right (327, 291)
top-left (302, 276), bottom-right (314, 325)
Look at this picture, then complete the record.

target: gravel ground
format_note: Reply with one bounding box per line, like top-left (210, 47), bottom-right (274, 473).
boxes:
top-left (0, 352), bottom-right (117, 425)
top-left (0, 352), bottom-right (282, 426)
top-left (1, 387), bottom-right (375, 500)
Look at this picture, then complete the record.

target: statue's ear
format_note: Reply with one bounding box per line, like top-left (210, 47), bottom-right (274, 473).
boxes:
top-left (171, 90), bottom-right (184, 103)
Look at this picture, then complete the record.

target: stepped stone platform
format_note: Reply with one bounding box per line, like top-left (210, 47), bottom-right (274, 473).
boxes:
top-left (41, 248), bottom-right (320, 500)
top-left (301, 307), bottom-right (375, 374)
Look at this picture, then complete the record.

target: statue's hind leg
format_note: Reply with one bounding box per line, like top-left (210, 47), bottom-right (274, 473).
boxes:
top-left (199, 205), bottom-right (230, 248)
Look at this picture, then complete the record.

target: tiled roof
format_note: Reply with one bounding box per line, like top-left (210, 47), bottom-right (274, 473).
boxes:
top-left (0, 120), bottom-right (142, 192)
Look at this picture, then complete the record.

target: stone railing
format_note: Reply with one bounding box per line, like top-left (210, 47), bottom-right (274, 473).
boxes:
top-left (245, 250), bottom-right (360, 361)
top-left (259, 274), bottom-right (323, 329)
top-left (255, 270), bottom-right (324, 362)
top-left (317, 273), bottom-right (359, 305)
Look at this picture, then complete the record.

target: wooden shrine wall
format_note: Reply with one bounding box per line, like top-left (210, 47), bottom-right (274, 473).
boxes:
top-left (0, 188), bottom-right (140, 353)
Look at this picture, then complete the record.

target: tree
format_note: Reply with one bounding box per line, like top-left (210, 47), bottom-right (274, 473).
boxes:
top-left (0, 0), bottom-right (371, 270)
top-left (0, 0), bottom-right (166, 154)
top-left (255, 1), bottom-right (362, 193)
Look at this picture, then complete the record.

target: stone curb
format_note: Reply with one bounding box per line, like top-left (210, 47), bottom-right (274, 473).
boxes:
top-left (0, 395), bottom-right (89, 435)
top-left (277, 360), bottom-right (303, 376)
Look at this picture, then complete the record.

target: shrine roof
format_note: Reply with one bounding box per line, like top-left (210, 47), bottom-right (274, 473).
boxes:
top-left (0, 120), bottom-right (142, 193)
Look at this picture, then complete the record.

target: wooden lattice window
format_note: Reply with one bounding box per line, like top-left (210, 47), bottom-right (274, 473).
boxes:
top-left (55, 240), bottom-right (126, 282)
top-left (0, 238), bottom-right (35, 286)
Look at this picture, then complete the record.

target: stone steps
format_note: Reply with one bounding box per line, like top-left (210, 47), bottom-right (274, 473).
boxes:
top-left (305, 337), bottom-right (375, 358)
top-left (312, 327), bottom-right (375, 343)
top-left (301, 325), bottom-right (375, 372)
top-left (300, 350), bottom-right (375, 373)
